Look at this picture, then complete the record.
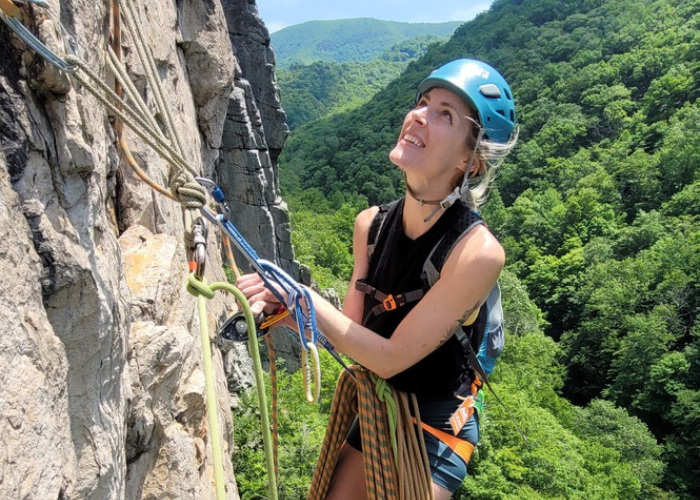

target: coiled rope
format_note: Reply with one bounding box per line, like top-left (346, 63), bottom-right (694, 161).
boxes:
top-left (307, 367), bottom-right (435, 500)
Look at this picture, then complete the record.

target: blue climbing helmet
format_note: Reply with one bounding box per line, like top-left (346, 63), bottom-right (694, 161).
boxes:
top-left (416, 59), bottom-right (516, 143)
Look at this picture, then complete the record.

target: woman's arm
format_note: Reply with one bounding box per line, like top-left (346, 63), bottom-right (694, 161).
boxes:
top-left (236, 213), bottom-right (504, 380)
top-left (235, 206), bottom-right (378, 324)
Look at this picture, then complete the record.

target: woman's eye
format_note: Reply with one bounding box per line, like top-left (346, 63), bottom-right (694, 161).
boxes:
top-left (441, 110), bottom-right (453, 122)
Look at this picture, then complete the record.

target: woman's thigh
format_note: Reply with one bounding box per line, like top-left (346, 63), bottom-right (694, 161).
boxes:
top-left (323, 441), bottom-right (456, 500)
top-left (324, 442), bottom-right (367, 500)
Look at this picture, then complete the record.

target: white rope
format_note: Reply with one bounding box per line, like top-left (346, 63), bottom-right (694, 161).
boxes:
top-left (106, 45), bottom-right (160, 132)
top-left (65, 54), bottom-right (196, 180)
top-left (119, 0), bottom-right (186, 158)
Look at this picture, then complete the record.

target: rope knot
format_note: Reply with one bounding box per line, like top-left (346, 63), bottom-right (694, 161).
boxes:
top-left (186, 273), bottom-right (215, 299)
top-left (170, 172), bottom-right (207, 210)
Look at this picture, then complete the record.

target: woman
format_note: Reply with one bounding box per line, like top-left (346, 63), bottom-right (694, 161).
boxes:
top-left (237, 58), bottom-right (518, 499)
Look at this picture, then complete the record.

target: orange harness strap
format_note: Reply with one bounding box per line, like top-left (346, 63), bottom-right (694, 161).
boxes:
top-left (416, 421), bottom-right (475, 465)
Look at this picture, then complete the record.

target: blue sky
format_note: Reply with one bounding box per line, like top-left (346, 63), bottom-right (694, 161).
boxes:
top-left (257, 0), bottom-right (495, 33)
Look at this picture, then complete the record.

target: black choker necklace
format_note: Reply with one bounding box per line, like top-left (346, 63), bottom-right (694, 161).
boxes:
top-left (405, 182), bottom-right (441, 206)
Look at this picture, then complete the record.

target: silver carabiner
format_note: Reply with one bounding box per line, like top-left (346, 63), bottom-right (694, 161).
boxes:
top-left (191, 218), bottom-right (208, 279)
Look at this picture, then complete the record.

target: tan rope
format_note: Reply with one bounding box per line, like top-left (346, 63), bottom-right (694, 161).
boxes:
top-left (396, 392), bottom-right (434, 499)
top-left (119, 0), bottom-right (186, 158)
top-left (0, 0), bottom-right (20, 18)
top-left (106, 45), bottom-right (160, 132)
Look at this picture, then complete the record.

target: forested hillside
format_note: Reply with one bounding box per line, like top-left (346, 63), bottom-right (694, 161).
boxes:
top-left (278, 36), bottom-right (445, 129)
top-left (269, 0), bottom-right (700, 498)
top-left (270, 18), bottom-right (461, 67)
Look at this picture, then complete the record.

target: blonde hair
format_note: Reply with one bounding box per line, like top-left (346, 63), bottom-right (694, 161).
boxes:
top-left (462, 126), bottom-right (519, 211)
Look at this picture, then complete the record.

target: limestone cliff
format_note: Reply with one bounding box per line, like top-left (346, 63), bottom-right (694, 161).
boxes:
top-left (0, 0), bottom-right (292, 498)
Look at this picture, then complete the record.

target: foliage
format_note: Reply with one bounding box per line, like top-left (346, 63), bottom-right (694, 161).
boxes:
top-left (232, 348), bottom-right (344, 500)
top-left (278, 60), bottom-right (405, 130)
top-left (271, 0), bottom-right (700, 496)
top-left (271, 19), bottom-right (461, 68)
top-left (278, 34), bottom-right (448, 130)
top-left (288, 198), bottom-right (363, 295)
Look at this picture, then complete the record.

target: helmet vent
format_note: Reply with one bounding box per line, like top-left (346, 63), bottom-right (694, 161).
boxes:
top-left (503, 87), bottom-right (512, 100)
top-left (479, 83), bottom-right (501, 98)
top-left (496, 109), bottom-right (506, 117)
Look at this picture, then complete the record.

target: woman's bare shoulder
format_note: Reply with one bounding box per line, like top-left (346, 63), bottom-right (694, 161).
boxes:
top-left (354, 206), bottom-right (380, 237)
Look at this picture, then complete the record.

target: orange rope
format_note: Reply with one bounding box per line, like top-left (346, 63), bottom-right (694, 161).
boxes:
top-left (307, 367), bottom-right (437, 500)
top-left (308, 367), bottom-right (398, 500)
top-left (0, 0), bottom-right (20, 18)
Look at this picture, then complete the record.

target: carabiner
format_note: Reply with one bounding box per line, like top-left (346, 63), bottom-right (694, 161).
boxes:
top-left (190, 218), bottom-right (208, 279)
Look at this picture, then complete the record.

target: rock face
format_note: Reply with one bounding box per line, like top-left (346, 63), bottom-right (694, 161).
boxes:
top-left (0, 0), bottom-right (292, 498)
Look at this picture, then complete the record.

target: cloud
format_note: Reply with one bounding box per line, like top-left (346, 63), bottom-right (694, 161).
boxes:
top-left (406, 1), bottom-right (492, 24)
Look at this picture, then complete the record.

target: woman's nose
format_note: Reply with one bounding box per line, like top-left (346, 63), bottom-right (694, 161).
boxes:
top-left (408, 106), bottom-right (427, 125)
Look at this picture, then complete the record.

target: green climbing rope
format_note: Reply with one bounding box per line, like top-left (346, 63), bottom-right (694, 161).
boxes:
top-left (187, 274), bottom-right (278, 500)
top-left (371, 372), bottom-right (399, 464)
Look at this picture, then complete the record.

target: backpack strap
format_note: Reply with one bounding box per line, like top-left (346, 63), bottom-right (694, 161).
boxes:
top-left (360, 200), bottom-right (426, 316)
top-left (355, 280), bottom-right (425, 315)
top-left (422, 206), bottom-right (484, 288)
top-left (366, 200), bottom-right (399, 264)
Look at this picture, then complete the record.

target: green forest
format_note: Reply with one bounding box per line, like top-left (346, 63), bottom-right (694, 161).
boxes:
top-left (270, 18), bottom-right (462, 68)
top-left (234, 0), bottom-right (700, 498)
top-left (278, 36), bottom-right (446, 129)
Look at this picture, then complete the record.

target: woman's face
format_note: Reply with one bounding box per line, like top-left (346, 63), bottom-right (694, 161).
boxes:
top-left (389, 87), bottom-right (476, 188)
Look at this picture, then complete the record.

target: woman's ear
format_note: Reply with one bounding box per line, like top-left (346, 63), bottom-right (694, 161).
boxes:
top-left (469, 157), bottom-right (485, 178)
top-left (462, 155), bottom-right (484, 178)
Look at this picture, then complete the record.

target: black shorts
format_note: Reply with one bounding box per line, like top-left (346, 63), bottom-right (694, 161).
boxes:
top-left (346, 397), bottom-right (480, 493)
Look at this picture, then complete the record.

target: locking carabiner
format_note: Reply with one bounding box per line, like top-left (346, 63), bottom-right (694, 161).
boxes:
top-left (189, 218), bottom-right (208, 280)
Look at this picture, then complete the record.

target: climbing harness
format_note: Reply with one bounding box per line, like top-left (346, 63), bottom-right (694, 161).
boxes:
top-left (308, 366), bottom-right (435, 500)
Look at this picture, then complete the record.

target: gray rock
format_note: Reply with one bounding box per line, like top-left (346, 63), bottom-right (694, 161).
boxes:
top-left (0, 0), bottom-right (299, 498)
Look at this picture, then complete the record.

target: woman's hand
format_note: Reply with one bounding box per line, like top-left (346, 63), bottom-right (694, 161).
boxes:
top-left (235, 273), bottom-right (285, 316)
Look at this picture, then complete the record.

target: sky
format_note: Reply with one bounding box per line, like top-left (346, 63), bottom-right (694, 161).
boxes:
top-left (257, 0), bottom-right (496, 34)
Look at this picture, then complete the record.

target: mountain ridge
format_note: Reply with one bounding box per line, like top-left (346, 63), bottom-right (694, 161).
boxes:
top-left (271, 17), bottom-right (463, 68)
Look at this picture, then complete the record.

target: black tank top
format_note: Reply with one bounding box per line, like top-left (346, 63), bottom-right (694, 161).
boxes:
top-left (362, 198), bottom-right (472, 399)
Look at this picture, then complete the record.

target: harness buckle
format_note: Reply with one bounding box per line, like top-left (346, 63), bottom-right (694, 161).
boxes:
top-left (382, 295), bottom-right (397, 311)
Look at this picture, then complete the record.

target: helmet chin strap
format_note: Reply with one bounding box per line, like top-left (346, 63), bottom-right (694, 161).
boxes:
top-left (420, 129), bottom-right (484, 222)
